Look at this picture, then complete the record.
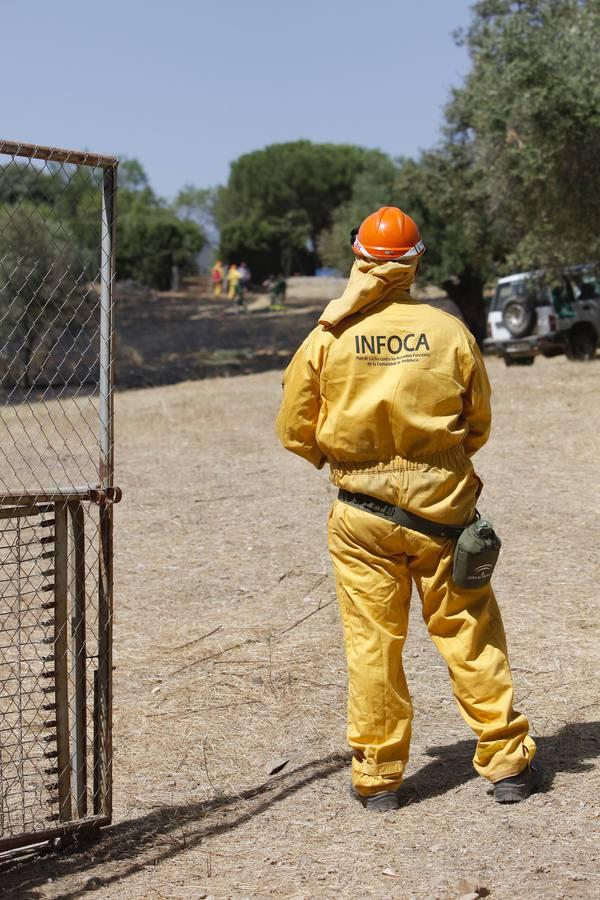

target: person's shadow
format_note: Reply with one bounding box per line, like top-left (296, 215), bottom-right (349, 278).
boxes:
top-left (1, 722), bottom-right (598, 899)
top-left (400, 719), bottom-right (598, 803)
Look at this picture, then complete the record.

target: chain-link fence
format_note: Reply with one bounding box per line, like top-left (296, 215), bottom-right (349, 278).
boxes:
top-left (0, 140), bottom-right (118, 854)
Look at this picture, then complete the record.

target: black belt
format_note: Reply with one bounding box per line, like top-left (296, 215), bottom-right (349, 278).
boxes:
top-left (337, 489), bottom-right (470, 539)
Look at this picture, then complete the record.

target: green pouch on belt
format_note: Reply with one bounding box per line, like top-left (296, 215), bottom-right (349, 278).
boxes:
top-left (452, 519), bottom-right (501, 589)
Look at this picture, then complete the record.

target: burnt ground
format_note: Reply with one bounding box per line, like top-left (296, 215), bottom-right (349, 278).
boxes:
top-left (114, 280), bottom-right (336, 387)
top-left (113, 278), bottom-right (459, 388)
top-left (1, 283), bottom-right (599, 899)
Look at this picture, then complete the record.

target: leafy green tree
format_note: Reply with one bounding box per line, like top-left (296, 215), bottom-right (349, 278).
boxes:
top-left (119, 158), bottom-right (155, 196)
top-left (0, 158), bottom-right (206, 296)
top-left (448, 0), bottom-right (600, 271)
top-left (0, 163), bottom-right (104, 267)
top-left (0, 163), bottom-right (59, 207)
top-left (174, 185), bottom-right (216, 225)
top-left (0, 205), bottom-right (87, 387)
top-left (215, 141), bottom-right (393, 278)
top-left (403, 0), bottom-right (600, 338)
top-left (319, 154), bottom-right (399, 272)
top-left (114, 159), bottom-right (206, 289)
top-left (117, 203), bottom-right (204, 289)
top-left (54, 164), bottom-right (103, 267)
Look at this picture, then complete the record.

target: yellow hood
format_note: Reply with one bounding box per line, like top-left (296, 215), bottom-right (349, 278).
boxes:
top-left (319, 258), bottom-right (418, 329)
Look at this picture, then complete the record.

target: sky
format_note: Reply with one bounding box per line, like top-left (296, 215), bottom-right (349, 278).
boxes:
top-left (2, 0), bottom-right (474, 200)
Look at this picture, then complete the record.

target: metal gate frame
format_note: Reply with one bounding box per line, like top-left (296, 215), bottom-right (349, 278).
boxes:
top-left (0, 140), bottom-right (119, 854)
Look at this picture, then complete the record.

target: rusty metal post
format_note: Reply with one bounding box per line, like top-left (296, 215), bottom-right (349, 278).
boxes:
top-left (53, 502), bottom-right (72, 823)
top-left (0, 140), bottom-right (118, 169)
top-left (69, 501), bottom-right (87, 818)
top-left (95, 503), bottom-right (113, 819)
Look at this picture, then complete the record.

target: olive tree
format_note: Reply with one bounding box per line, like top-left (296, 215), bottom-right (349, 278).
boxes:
top-left (0, 205), bottom-right (86, 388)
top-left (448, 0), bottom-right (600, 271)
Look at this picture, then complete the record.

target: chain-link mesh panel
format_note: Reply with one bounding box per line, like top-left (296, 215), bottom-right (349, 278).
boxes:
top-left (0, 502), bottom-right (109, 843)
top-left (0, 142), bottom-right (117, 853)
top-left (0, 505), bottom-right (58, 835)
top-left (0, 144), bottom-right (115, 497)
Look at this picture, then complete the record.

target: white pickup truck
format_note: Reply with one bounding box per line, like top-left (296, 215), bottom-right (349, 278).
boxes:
top-left (485, 266), bottom-right (600, 365)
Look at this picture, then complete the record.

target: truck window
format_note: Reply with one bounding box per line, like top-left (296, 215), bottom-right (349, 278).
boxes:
top-left (570, 272), bottom-right (600, 301)
top-left (548, 277), bottom-right (574, 317)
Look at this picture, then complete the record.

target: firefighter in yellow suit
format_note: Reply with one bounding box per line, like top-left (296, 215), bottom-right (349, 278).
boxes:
top-left (211, 260), bottom-right (224, 297)
top-left (226, 263), bottom-right (242, 301)
top-left (276, 207), bottom-right (538, 811)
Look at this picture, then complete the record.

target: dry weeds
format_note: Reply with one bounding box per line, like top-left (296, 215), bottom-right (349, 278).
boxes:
top-left (2, 355), bottom-right (599, 899)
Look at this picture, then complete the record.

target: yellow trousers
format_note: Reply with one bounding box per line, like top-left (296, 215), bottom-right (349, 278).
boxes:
top-left (328, 500), bottom-right (536, 796)
top-left (213, 282), bottom-right (222, 297)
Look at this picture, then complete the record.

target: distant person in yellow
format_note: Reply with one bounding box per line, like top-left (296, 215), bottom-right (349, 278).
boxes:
top-left (276, 207), bottom-right (539, 812)
top-left (211, 260), bottom-right (224, 297)
top-left (226, 263), bottom-right (242, 301)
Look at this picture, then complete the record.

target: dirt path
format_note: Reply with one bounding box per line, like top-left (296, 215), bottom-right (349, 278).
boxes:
top-left (3, 356), bottom-right (600, 899)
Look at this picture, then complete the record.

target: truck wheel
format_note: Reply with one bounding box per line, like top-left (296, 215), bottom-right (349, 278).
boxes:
top-left (502, 300), bottom-right (536, 337)
top-left (566, 325), bottom-right (597, 361)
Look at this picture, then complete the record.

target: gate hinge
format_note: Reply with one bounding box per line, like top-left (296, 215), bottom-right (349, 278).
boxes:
top-left (89, 486), bottom-right (123, 506)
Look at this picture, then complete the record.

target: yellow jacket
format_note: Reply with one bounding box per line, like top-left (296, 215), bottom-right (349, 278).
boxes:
top-left (276, 259), bottom-right (492, 524)
top-left (227, 266), bottom-right (242, 287)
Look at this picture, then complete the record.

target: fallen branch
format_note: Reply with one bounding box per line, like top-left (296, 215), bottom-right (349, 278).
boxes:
top-left (169, 625), bottom-right (222, 653)
top-left (169, 640), bottom-right (251, 677)
top-left (280, 597), bottom-right (335, 636)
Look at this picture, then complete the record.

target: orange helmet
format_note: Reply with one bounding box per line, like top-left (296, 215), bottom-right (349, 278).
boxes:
top-left (352, 206), bottom-right (425, 261)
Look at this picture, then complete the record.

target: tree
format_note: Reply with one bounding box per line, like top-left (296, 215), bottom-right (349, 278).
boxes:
top-left (214, 141), bottom-right (393, 278)
top-left (115, 159), bottom-right (206, 289)
top-left (0, 205), bottom-right (88, 388)
top-left (0, 163), bottom-right (59, 207)
top-left (448, 0), bottom-right (600, 271)
top-left (319, 154), bottom-right (400, 272)
top-left (0, 158), bottom-right (206, 298)
top-left (119, 158), bottom-right (155, 196)
top-left (404, 0), bottom-right (600, 338)
top-left (174, 185), bottom-right (217, 238)
top-left (117, 203), bottom-right (205, 289)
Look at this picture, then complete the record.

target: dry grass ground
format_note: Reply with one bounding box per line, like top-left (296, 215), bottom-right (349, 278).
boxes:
top-left (2, 355), bottom-right (599, 899)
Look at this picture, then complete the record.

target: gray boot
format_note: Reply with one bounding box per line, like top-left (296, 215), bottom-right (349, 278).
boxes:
top-left (350, 785), bottom-right (402, 812)
top-left (493, 763), bottom-right (541, 803)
